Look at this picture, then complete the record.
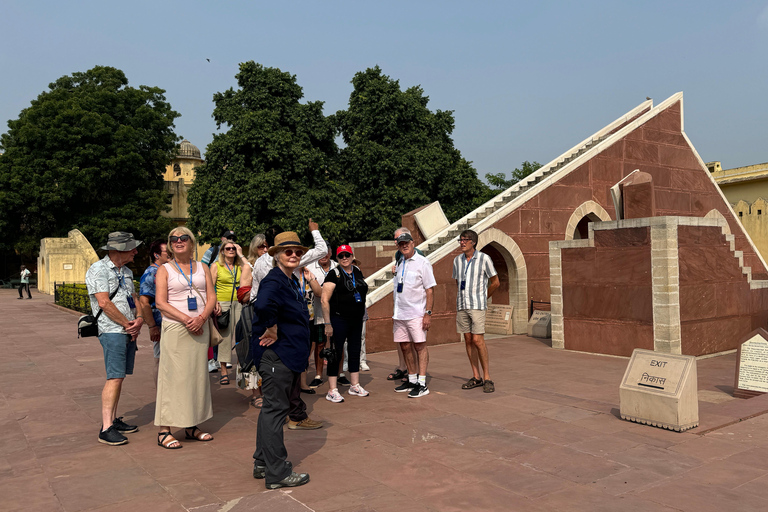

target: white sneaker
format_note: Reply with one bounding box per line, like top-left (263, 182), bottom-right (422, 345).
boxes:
top-left (348, 384), bottom-right (369, 397)
top-left (360, 362), bottom-right (370, 372)
top-left (326, 388), bottom-right (344, 403)
top-left (214, 360), bottom-right (221, 370)
top-left (208, 360), bottom-right (218, 373)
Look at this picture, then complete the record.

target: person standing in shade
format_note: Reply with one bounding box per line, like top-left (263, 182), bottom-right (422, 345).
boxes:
top-left (452, 230), bottom-right (499, 393)
top-left (85, 232), bottom-right (144, 445)
top-left (321, 245), bottom-right (369, 403)
top-left (251, 232), bottom-right (312, 489)
top-left (392, 232), bottom-right (436, 398)
top-left (210, 240), bottom-right (245, 386)
top-left (18, 265), bottom-right (32, 299)
top-left (139, 240), bottom-right (170, 386)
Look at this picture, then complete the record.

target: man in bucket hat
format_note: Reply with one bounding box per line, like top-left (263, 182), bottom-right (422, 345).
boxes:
top-left (85, 231), bottom-right (145, 445)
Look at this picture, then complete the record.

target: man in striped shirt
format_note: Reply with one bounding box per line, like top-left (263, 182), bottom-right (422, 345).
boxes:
top-left (452, 229), bottom-right (499, 393)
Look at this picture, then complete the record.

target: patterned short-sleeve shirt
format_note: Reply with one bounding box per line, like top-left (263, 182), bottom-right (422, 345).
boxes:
top-left (452, 250), bottom-right (497, 311)
top-left (86, 255), bottom-right (136, 335)
top-left (139, 264), bottom-right (162, 327)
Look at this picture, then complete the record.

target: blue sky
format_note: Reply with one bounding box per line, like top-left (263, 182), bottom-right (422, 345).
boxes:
top-left (2, 1), bottom-right (767, 177)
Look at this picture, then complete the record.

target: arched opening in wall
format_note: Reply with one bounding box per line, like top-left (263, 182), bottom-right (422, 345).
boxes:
top-left (573, 213), bottom-right (602, 240)
top-left (480, 244), bottom-right (511, 305)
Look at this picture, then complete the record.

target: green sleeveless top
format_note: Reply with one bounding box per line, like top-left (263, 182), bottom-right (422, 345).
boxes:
top-left (215, 261), bottom-right (241, 302)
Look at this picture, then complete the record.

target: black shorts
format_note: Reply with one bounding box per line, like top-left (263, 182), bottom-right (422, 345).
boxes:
top-left (311, 324), bottom-right (327, 345)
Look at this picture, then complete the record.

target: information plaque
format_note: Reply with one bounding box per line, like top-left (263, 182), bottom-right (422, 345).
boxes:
top-left (619, 348), bottom-right (698, 432)
top-left (733, 328), bottom-right (768, 399)
top-left (527, 310), bottom-right (551, 338)
top-left (486, 305), bottom-right (513, 335)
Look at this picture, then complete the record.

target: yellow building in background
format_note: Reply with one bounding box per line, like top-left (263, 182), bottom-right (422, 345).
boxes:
top-left (163, 139), bottom-right (210, 259)
top-left (710, 160), bottom-right (768, 263)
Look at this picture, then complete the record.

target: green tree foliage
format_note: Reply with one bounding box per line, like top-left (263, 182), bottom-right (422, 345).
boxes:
top-left (0, 66), bottom-right (179, 256)
top-left (333, 67), bottom-right (490, 241)
top-left (187, 62), bottom-right (344, 245)
top-left (485, 161), bottom-right (543, 191)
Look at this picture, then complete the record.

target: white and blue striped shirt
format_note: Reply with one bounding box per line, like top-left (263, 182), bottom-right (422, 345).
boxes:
top-left (452, 251), bottom-right (497, 311)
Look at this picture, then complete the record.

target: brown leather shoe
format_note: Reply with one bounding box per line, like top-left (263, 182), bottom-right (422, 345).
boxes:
top-left (288, 417), bottom-right (323, 430)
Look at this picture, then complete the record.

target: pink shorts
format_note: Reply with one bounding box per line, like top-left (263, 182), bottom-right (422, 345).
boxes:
top-left (393, 318), bottom-right (427, 343)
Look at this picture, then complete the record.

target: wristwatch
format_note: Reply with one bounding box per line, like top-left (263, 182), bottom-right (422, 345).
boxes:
top-left (426, 310), bottom-right (432, 315)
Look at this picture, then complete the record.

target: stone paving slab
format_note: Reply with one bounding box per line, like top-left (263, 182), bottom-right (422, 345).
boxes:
top-left (2, 289), bottom-right (768, 511)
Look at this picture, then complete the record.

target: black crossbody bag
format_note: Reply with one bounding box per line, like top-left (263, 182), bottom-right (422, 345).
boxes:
top-left (78, 287), bottom-right (119, 338)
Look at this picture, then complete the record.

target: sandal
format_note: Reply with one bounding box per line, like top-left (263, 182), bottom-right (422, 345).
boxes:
top-left (250, 396), bottom-right (263, 409)
top-left (185, 426), bottom-right (213, 441)
top-left (387, 368), bottom-right (407, 381)
top-left (158, 431), bottom-right (182, 449)
top-left (462, 377), bottom-right (484, 390)
top-left (219, 375), bottom-right (230, 385)
top-left (483, 380), bottom-right (495, 393)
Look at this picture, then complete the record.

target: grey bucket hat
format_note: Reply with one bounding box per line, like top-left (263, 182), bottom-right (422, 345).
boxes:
top-left (101, 232), bottom-right (143, 251)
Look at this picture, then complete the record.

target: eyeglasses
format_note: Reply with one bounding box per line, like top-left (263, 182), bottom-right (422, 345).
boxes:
top-left (282, 249), bottom-right (304, 257)
top-left (170, 235), bottom-right (190, 243)
top-left (338, 253), bottom-right (352, 259)
top-left (459, 238), bottom-right (473, 244)
top-left (224, 247), bottom-right (236, 251)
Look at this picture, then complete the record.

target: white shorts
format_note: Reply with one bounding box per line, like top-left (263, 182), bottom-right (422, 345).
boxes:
top-left (393, 318), bottom-right (427, 343)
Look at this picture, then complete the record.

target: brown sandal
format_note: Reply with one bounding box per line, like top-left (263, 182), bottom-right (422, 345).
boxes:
top-left (462, 377), bottom-right (484, 389)
top-left (158, 431), bottom-right (182, 449)
top-left (483, 380), bottom-right (495, 393)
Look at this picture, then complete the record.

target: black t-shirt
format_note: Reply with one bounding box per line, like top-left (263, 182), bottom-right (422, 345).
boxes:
top-left (325, 266), bottom-right (368, 320)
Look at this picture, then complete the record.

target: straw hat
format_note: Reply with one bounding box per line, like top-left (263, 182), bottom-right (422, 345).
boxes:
top-left (268, 231), bottom-right (309, 256)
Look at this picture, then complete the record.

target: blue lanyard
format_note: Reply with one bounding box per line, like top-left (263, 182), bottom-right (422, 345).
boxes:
top-left (174, 260), bottom-right (193, 292)
top-left (290, 276), bottom-right (303, 303)
top-left (225, 261), bottom-right (238, 286)
top-left (398, 259), bottom-right (408, 283)
top-left (463, 252), bottom-right (476, 280)
top-left (343, 268), bottom-right (356, 289)
top-left (112, 268), bottom-right (127, 291)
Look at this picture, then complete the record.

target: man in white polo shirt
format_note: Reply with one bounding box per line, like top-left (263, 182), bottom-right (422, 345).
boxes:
top-left (392, 232), bottom-right (436, 398)
top-left (452, 229), bottom-right (499, 393)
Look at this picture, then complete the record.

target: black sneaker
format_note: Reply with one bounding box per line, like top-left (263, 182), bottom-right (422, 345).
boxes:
top-left (309, 377), bottom-right (323, 388)
top-left (112, 416), bottom-right (138, 434)
top-left (98, 425), bottom-right (128, 446)
top-left (253, 463), bottom-right (266, 479)
top-left (408, 384), bottom-right (430, 398)
top-left (337, 375), bottom-right (351, 386)
top-left (266, 471), bottom-right (310, 489)
top-left (394, 381), bottom-right (416, 393)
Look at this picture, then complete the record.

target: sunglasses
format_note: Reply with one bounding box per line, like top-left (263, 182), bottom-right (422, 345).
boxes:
top-left (281, 249), bottom-right (304, 257)
top-left (170, 235), bottom-right (190, 243)
top-left (338, 253), bottom-right (352, 259)
top-left (224, 247), bottom-right (236, 251)
top-left (257, 244), bottom-right (268, 250)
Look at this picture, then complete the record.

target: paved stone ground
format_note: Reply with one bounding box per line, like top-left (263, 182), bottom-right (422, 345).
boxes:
top-left (3, 289), bottom-right (768, 511)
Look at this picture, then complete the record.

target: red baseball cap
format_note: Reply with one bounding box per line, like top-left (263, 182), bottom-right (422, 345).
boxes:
top-left (336, 244), bottom-right (353, 256)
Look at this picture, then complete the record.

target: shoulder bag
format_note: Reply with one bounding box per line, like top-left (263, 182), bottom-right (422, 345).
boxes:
top-left (189, 272), bottom-right (224, 348)
top-left (78, 287), bottom-right (119, 338)
top-left (216, 265), bottom-right (237, 330)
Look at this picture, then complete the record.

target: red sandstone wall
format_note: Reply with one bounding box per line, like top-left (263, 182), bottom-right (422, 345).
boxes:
top-left (561, 228), bottom-right (654, 356)
top-left (678, 225), bottom-right (768, 355)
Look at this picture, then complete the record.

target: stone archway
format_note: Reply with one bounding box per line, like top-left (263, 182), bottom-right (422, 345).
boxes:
top-left (565, 200), bottom-right (612, 240)
top-left (476, 228), bottom-right (528, 334)
top-left (705, 208), bottom-right (731, 235)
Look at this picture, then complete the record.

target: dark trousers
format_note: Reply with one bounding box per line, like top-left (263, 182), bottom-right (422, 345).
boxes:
top-left (18, 283), bottom-right (31, 299)
top-left (288, 373), bottom-right (308, 422)
top-left (327, 315), bottom-right (363, 377)
top-left (253, 349), bottom-right (297, 484)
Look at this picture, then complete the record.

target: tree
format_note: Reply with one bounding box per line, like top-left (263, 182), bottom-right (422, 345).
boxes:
top-left (485, 161), bottom-right (543, 191)
top-left (187, 62), bottom-right (344, 245)
top-left (333, 67), bottom-right (490, 241)
top-left (0, 66), bottom-right (179, 256)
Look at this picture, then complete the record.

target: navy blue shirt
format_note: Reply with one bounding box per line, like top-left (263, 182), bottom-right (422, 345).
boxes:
top-left (251, 266), bottom-right (311, 373)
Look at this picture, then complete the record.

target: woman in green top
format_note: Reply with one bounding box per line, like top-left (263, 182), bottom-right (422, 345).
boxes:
top-left (210, 240), bottom-right (246, 384)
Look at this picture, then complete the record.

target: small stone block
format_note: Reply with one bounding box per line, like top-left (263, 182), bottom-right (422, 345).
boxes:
top-left (619, 349), bottom-right (698, 432)
top-left (486, 305), bottom-right (514, 335)
top-left (527, 310), bottom-right (552, 338)
top-left (733, 328), bottom-right (768, 399)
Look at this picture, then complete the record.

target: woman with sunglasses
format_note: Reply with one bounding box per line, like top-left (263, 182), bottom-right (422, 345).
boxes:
top-left (210, 240), bottom-right (244, 385)
top-left (154, 227), bottom-right (217, 449)
top-left (320, 245), bottom-right (370, 402)
top-left (251, 232), bottom-right (312, 489)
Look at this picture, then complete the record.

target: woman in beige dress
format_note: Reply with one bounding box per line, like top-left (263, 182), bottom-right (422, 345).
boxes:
top-left (154, 227), bottom-right (217, 449)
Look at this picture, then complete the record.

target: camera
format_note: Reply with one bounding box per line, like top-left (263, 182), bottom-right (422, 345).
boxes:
top-left (319, 347), bottom-right (337, 365)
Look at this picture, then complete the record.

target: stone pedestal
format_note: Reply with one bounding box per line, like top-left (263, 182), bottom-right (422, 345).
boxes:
top-left (620, 348), bottom-right (698, 432)
top-left (527, 310), bottom-right (551, 338)
top-left (733, 328), bottom-right (768, 399)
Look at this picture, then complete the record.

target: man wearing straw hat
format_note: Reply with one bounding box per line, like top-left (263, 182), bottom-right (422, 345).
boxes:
top-left (85, 231), bottom-right (145, 446)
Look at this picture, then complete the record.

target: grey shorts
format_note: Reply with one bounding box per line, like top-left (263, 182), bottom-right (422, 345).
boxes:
top-left (99, 333), bottom-right (136, 379)
top-left (456, 309), bottom-right (486, 335)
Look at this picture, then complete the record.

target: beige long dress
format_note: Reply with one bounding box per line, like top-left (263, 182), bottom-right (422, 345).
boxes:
top-left (154, 261), bottom-right (213, 427)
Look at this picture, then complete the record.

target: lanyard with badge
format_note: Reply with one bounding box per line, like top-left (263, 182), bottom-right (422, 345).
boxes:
top-left (461, 252), bottom-right (476, 291)
top-left (113, 268), bottom-right (135, 310)
top-left (225, 261), bottom-right (239, 291)
top-left (174, 260), bottom-right (198, 311)
top-left (396, 259), bottom-right (408, 293)
top-left (343, 268), bottom-right (362, 303)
